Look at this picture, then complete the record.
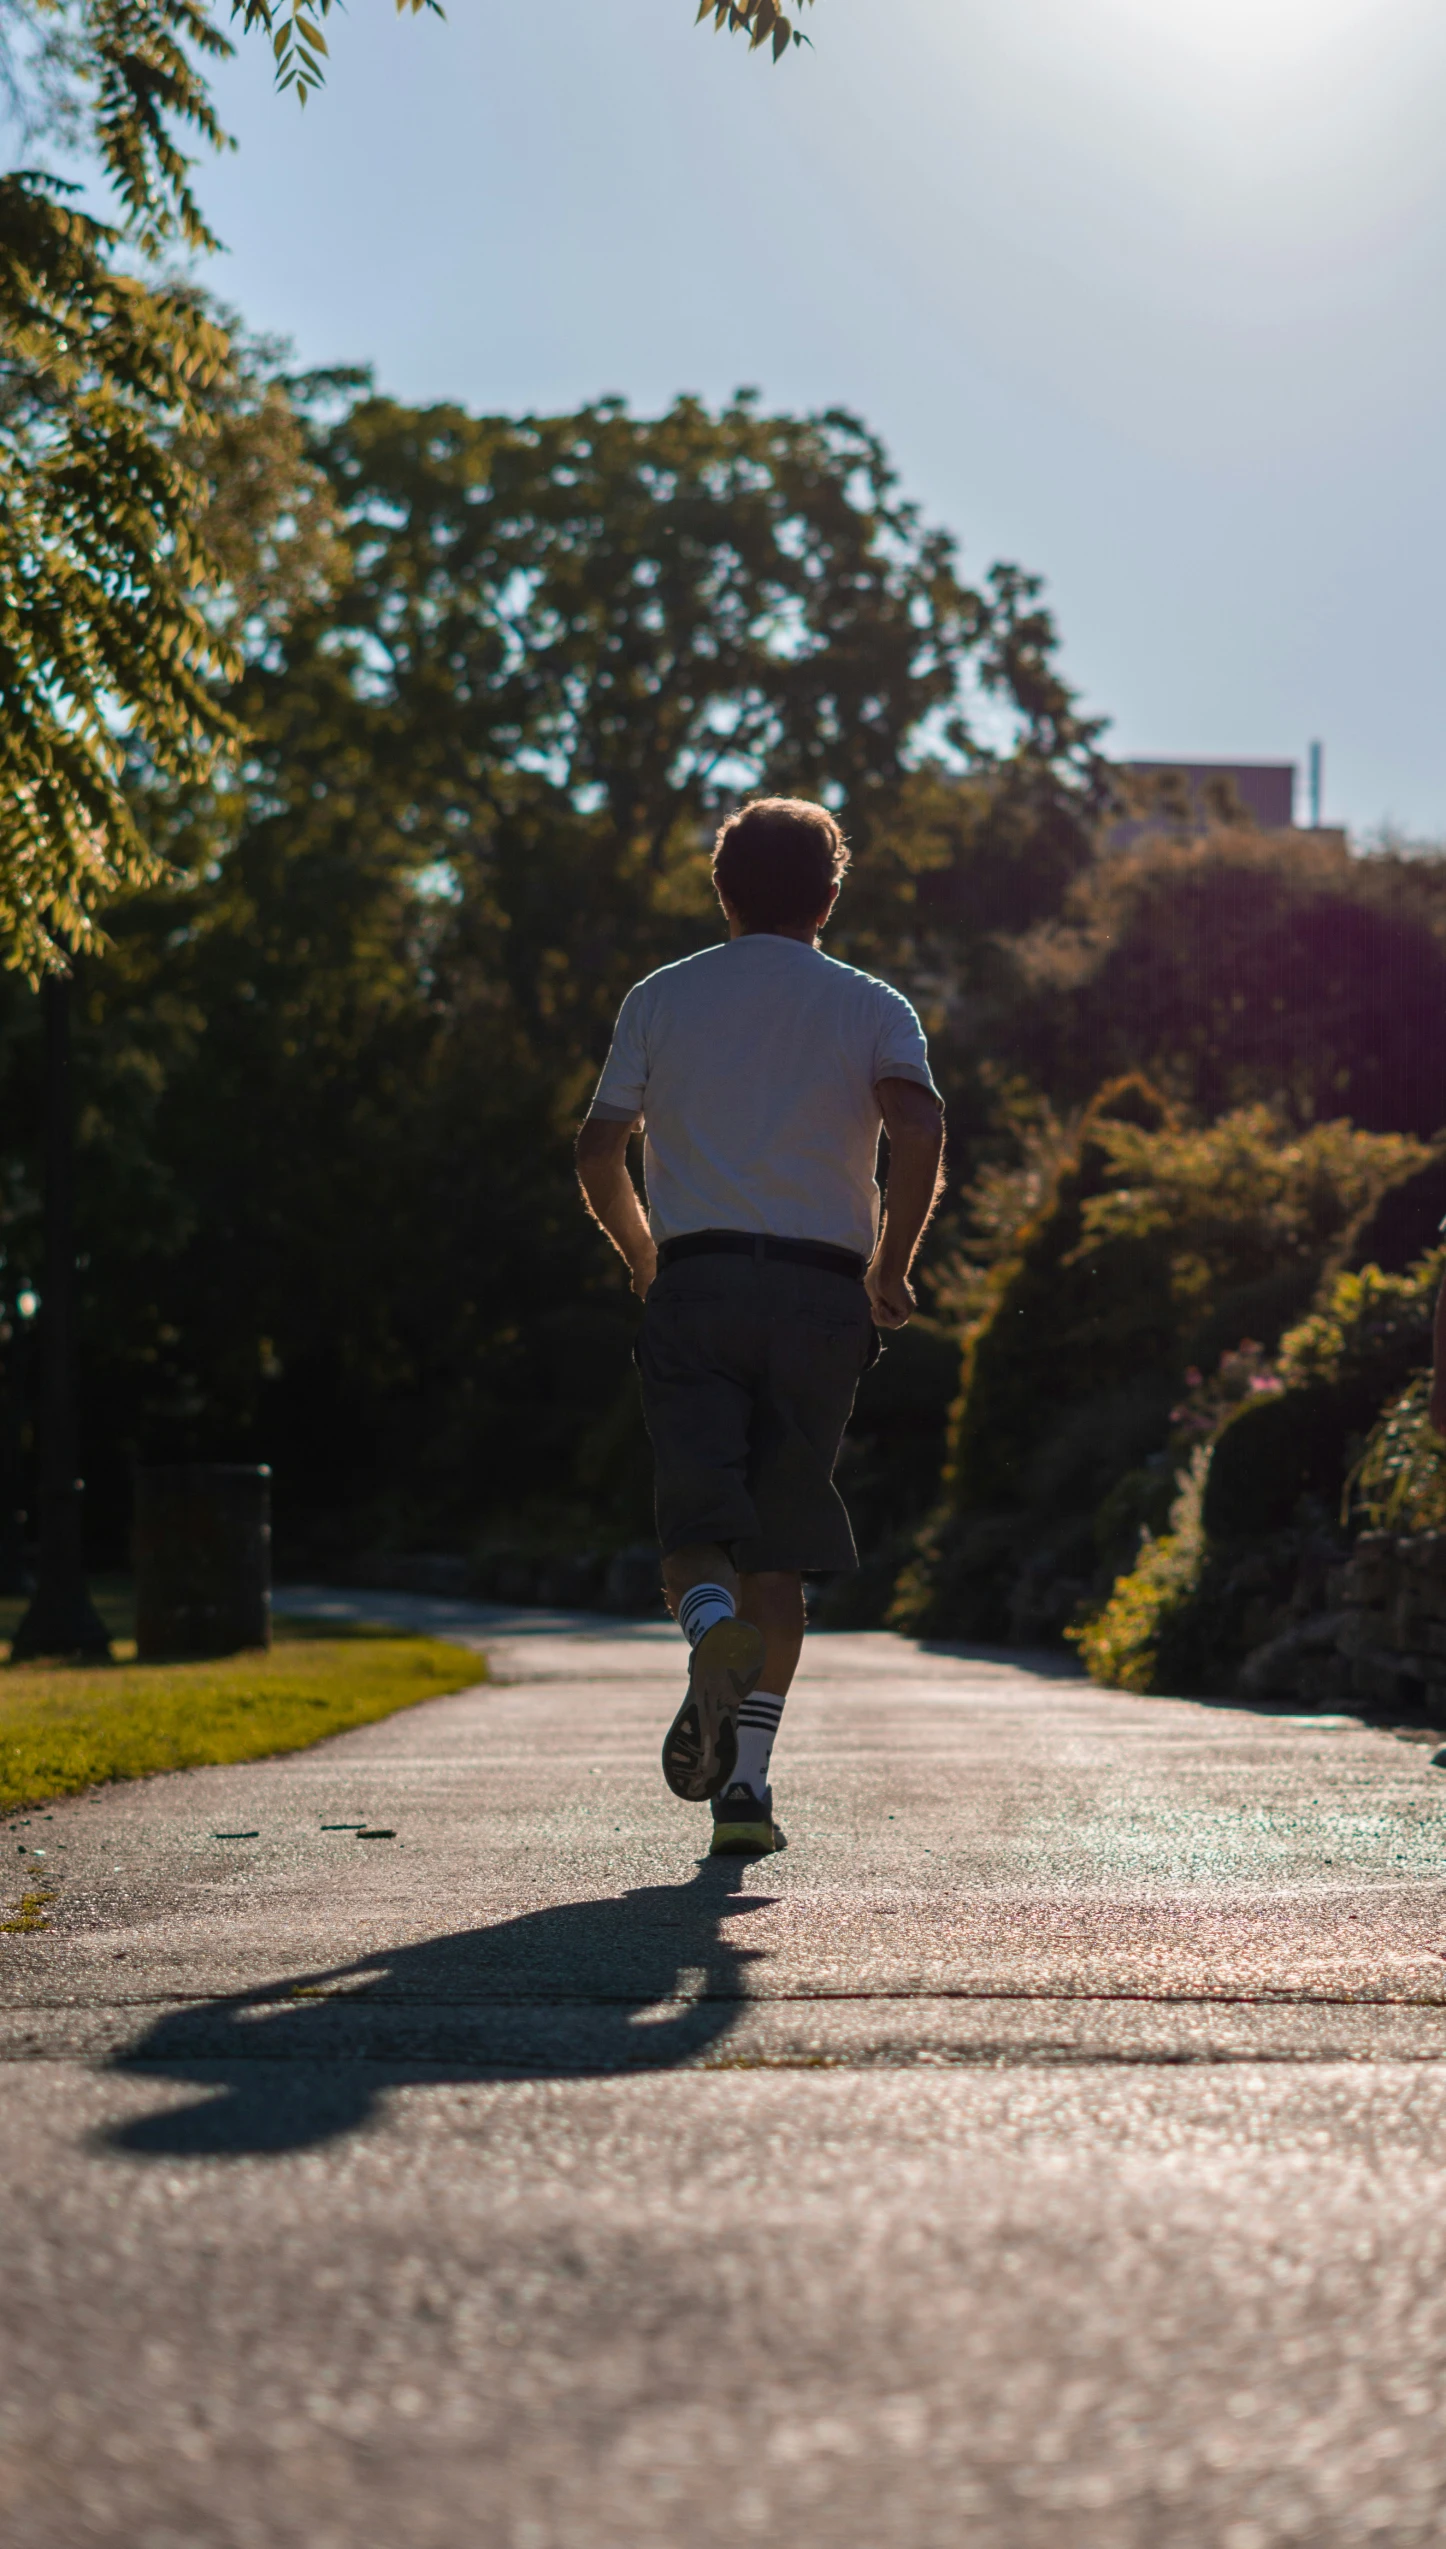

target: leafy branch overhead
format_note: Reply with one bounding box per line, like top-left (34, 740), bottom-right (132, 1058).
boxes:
top-left (0, 176), bottom-right (238, 975)
top-left (0, 0), bottom-right (818, 977)
top-left (229, 0), bottom-right (443, 110)
top-left (236, 0), bottom-right (814, 114)
top-left (695, 0), bottom-right (814, 61)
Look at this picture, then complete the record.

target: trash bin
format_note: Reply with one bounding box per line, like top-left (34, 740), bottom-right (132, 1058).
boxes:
top-left (134, 1464), bottom-right (271, 1660)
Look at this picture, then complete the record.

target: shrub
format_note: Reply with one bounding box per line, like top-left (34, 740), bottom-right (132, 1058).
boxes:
top-left (1274, 1252), bottom-right (1442, 1393)
top-left (1350, 1376), bottom-right (1446, 1533)
top-left (1201, 1252), bottom-right (1445, 1538)
top-left (1075, 1246), bottom-right (1446, 1695)
top-left (896, 1088), bottom-right (1424, 1637)
top-left (1071, 1450), bottom-right (1209, 1693)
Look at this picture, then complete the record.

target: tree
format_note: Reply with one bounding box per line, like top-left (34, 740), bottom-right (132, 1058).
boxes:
top-left (330, 389), bottom-right (974, 779)
top-left (996, 830), bottom-right (1446, 1138)
top-left (235, 382), bottom-right (1005, 1064)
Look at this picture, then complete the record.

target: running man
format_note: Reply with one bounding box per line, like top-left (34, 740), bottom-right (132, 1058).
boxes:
top-left (576, 798), bottom-right (945, 1855)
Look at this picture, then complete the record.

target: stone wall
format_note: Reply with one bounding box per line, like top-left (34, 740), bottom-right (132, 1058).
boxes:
top-left (1240, 1531), bottom-right (1446, 1721)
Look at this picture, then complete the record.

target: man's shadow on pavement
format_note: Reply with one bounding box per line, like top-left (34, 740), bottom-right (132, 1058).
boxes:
top-left (104, 1857), bottom-right (776, 2162)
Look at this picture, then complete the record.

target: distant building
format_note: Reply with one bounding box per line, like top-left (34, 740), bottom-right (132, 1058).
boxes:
top-left (913, 753), bottom-right (1346, 935)
top-left (1108, 759), bottom-right (1346, 853)
top-left (1122, 759), bottom-right (1300, 830)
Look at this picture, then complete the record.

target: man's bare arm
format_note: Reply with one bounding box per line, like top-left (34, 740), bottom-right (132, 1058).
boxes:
top-left (576, 1114), bottom-right (658, 1300)
top-left (868, 1078), bottom-right (945, 1330)
top-left (1431, 1272), bottom-right (1446, 1436)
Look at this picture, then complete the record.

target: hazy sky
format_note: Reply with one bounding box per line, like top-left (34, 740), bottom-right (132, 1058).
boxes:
top-left (187, 0), bottom-right (1446, 835)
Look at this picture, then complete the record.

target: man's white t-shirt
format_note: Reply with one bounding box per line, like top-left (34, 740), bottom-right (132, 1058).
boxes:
top-left (588, 934), bottom-right (938, 1258)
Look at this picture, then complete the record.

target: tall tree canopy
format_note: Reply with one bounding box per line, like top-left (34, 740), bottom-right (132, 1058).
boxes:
top-left (213, 382), bottom-right (1073, 1067)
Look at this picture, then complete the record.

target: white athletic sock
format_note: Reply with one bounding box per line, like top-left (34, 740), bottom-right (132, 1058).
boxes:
top-left (677, 1581), bottom-right (735, 1649)
top-left (732, 1690), bottom-right (785, 1797)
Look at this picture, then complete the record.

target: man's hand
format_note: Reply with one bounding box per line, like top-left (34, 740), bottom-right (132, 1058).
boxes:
top-left (631, 1244), bottom-right (658, 1302)
top-left (866, 1261), bottom-right (916, 1330)
top-left (867, 1078), bottom-right (945, 1331)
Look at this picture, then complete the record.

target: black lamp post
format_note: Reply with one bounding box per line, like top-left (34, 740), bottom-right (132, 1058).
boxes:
top-left (0, 1282), bottom-right (38, 1598)
top-left (10, 968), bottom-right (111, 1662)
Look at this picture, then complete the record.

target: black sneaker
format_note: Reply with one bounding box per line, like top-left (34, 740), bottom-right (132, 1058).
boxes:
top-left (709, 1781), bottom-right (780, 1855)
top-left (661, 1616), bottom-right (763, 1801)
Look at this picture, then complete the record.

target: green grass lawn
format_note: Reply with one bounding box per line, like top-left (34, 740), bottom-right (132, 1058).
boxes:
top-left (0, 1587), bottom-right (485, 1814)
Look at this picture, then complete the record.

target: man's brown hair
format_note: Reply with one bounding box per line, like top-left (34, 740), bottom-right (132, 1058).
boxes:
top-left (711, 797), bottom-right (850, 932)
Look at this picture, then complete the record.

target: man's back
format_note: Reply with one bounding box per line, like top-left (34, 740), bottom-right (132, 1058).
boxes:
top-left (590, 933), bottom-right (934, 1255)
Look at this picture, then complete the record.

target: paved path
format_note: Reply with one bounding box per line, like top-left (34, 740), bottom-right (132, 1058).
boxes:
top-left (5, 1599), bottom-right (1446, 2546)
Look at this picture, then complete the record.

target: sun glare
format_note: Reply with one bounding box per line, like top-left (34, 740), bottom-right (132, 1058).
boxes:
top-left (1105, 0), bottom-right (1377, 76)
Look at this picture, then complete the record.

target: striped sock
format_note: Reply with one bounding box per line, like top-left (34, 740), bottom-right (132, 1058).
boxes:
top-left (678, 1582), bottom-right (735, 1649)
top-left (733, 1689), bottom-right (785, 1797)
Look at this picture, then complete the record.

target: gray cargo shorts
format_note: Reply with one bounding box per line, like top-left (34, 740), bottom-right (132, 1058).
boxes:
top-left (635, 1248), bottom-right (880, 1576)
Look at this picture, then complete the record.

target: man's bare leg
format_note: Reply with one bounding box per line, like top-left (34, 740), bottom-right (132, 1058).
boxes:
top-left (661, 1552), bottom-right (804, 1694)
top-left (662, 1543), bottom-right (740, 1620)
top-left (705, 1569), bottom-right (806, 1825)
top-left (658, 1542), bottom-right (761, 1801)
top-left (738, 1570), bottom-right (805, 1698)
top-left (659, 1551), bottom-right (803, 1819)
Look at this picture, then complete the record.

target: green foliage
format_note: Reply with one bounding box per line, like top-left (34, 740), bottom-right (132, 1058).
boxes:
top-left (1166, 1340), bottom-right (1283, 1456)
top-left (6, 0), bottom-right (439, 248)
top-left (1070, 1448), bottom-right (1208, 1694)
top-left (0, 1626), bottom-right (483, 1812)
top-left (1197, 1250), bottom-right (1443, 1544)
top-left (181, 323), bottom-right (351, 640)
top-left (1075, 1246), bottom-right (1446, 1695)
top-left (0, 176), bottom-right (237, 975)
top-left (1076, 1111), bottom-right (1426, 1307)
top-left (1274, 1252), bottom-right (1443, 1394)
top-left (860, 570), bottom-right (1111, 987)
top-left (308, 387), bottom-right (989, 868)
top-left (0, 0), bottom-right (243, 974)
top-left (896, 1093), bottom-right (1422, 1638)
top-left (8, 0), bottom-right (235, 255)
top-left (1350, 1376), bottom-right (1446, 1534)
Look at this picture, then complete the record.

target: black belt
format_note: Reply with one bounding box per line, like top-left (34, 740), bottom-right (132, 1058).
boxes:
top-left (656, 1229), bottom-right (866, 1282)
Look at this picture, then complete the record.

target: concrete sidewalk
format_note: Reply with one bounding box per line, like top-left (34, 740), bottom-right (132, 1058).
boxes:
top-left (3, 1598), bottom-right (1446, 2544)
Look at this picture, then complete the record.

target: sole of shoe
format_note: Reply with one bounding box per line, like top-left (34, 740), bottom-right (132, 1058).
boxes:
top-left (661, 1616), bottom-right (763, 1801)
top-left (709, 1816), bottom-right (777, 1856)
